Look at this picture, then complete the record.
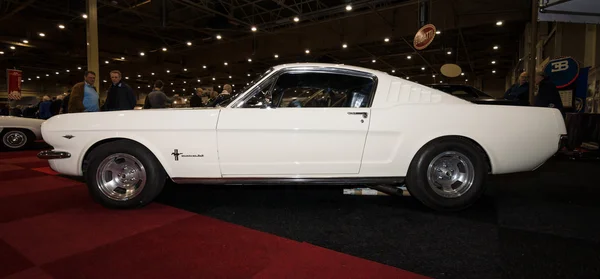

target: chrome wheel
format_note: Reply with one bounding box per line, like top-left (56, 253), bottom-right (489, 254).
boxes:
top-left (95, 153), bottom-right (147, 201)
top-left (2, 130), bottom-right (27, 149)
top-left (426, 151), bottom-right (475, 198)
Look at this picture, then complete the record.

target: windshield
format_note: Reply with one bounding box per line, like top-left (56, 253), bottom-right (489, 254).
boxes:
top-left (216, 67), bottom-right (275, 107)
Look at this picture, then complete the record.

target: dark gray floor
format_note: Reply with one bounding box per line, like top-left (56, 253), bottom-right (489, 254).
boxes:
top-left (155, 157), bottom-right (600, 279)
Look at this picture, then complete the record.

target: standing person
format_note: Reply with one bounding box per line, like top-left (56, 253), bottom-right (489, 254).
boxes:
top-left (62, 90), bottom-right (71, 114)
top-left (534, 71), bottom-right (564, 114)
top-left (144, 80), bottom-right (172, 109)
top-left (38, 96), bottom-right (53, 119)
top-left (190, 88), bottom-right (204, 107)
top-left (504, 72), bottom-right (529, 105)
top-left (68, 71), bottom-right (99, 113)
top-left (103, 70), bottom-right (136, 111)
top-left (50, 94), bottom-right (64, 116)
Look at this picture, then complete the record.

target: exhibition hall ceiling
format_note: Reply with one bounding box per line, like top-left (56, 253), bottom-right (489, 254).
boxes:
top-left (0, 0), bottom-right (530, 88)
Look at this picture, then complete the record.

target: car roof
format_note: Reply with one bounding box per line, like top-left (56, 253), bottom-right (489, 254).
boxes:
top-left (272, 62), bottom-right (390, 77)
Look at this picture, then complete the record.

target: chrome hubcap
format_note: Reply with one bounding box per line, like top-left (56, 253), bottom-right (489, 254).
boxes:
top-left (426, 151), bottom-right (475, 198)
top-left (95, 153), bottom-right (147, 201)
top-left (2, 131), bottom-right (27, 149)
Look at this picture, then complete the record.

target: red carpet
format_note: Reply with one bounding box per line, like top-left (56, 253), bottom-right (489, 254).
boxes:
top-left (0, 150), bottom-right (429, 279)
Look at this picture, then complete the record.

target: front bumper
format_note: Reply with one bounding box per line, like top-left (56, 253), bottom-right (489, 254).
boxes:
top-left (37, 150), bottom-right (71, 159)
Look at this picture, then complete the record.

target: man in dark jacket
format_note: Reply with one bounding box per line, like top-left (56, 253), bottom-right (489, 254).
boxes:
top-left (145, 80), bottom-right (173, 109)
top-left (190, 88), bottom-right (204, 107)
top-left (534, 71), bottom-right (564, 114)
top-left (504, 72), bottom-right (529, 105)
top-left (103, 70), bottom-right (136, 111)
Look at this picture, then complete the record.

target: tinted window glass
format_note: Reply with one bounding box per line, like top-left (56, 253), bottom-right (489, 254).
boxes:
top-left (270, 72), bottom-right (374, 108)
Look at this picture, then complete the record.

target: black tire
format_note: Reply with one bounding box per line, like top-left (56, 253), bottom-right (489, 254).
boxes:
top-left (83, 139), bottom-right (167, 209)
top-left (405, 137), bottom-right (488, 211)
top-left (0, 128), bottom-right (34, 151)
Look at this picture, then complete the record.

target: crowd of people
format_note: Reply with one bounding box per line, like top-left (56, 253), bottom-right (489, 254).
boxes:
top-left (1, 69), bottom-right (236, 118)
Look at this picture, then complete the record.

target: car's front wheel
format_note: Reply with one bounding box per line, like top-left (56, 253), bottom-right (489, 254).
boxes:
top-left (84, 140), bottom-right (166, 209)
top-left (1, 129), bottom-right (33, 151)
top-left (405, 137), bottom-right (488, 211)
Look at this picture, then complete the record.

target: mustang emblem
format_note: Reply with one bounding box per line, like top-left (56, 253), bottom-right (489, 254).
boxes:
top-left (171, 149), bottom-right (182, 161)
top-left (171, 149), bottom-right (203, 161)
top-left (63, 135), bottom-right (75, 139)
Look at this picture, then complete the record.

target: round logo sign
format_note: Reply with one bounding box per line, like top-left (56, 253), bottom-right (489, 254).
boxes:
top-left (414, 24), bottom-right (437, 50)
top-left (543, 57), bottom-right (580, 88)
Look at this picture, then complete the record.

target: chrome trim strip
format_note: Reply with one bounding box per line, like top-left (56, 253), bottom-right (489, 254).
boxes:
top-left (37, 150), bottom-right (71, 159)
top-left (171, 177), bottom-right (405, 185)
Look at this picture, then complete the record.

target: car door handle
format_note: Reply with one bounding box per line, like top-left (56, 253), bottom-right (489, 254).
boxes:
top-left (347, 112), bottom-right (368, 118)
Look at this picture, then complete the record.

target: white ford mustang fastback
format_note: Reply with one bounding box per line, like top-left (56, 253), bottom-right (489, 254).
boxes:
top-left (38, 63), bottom-right (567, 211)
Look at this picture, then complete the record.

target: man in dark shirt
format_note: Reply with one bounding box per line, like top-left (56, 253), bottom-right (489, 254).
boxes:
top-left (190, 88), bottom-right (204, 107)
top-left (103, 70), bottom-right (136, 111)
top-left (534, 71), bottom-right (564, 114)
top-left (504, 71), bottom-right (530, 105)
top-left (145, 80), bottom-right (173, 109)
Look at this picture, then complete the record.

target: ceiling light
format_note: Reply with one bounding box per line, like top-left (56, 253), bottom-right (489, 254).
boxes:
top-left (224, 62), bottom-right (228, 66)
top-left (251, 26), bottom-right (257, 32)
top-left (229, 75), bottom-right (232, 78)
top-left (372, 59), bottom-right (376, 63)
top-left (293, 17), bottom-right (299, 22)
top-left (184, 68), bottom-right (187, 71)
top-left (10, 46), bottom-right (15, 50)
top-left (447, 51), bottom-right (452, 55)
top-left (121, 57), bottom-right (125, 60)
top-left (55, 72), bottom-right (59, 75)
top-left (492, 70), bottom-right (496, 73)
top-left (197, 79), bottom-right (201, 82)
top-left (183, 89), bottom-right (186, 91)
top-left (103, 80), bottom-right (107, 82)
top-left (125, 77), bottom-right (129, 79)
top-left (496, 21), bottom-right (503, 26)
top-left (406, 77), bottom-right (410, 80)
top-left (0, 51), bottom-right (3, 55)
top-left (148, 85), bottom-right (151, 88)
top-left (248, 58), bottom-right (252, 62)
top-left (212, 77), bottom-right (216, 80)
top-left (66, 70), bottom-right (70, 72)
top-left (493, 45), bottom-right (499, 50)
top-left (38, 33), bottom-right (45, 37)
top-left (342, 43), bottom-right (347, 48)
top-left (203, 65), bottom-right (206, 69)
top-left (105, 60), bottom-right (109, 64)
top-left (77, 67), bottom-right (82, 70)
top-left (274, 54), bottom-right (279, 58)
top-left (22, 40), bottom-right (28, 44)
top-left (436, 31), bottom-right (441, 34)
top-left (432, 74), bottom-right (436, 78)
top-left (151, 72), bottom-right (155, 75)
top-left (216, 34), bottom-right (222, 40)
top-left (45, 74), bottom-right (49, 77)
top-left (166, 70), bottom-right (170, 73)
top-left (407, 55), bottom-right (411, 59)
top-left (461, 72), bottom-right (465, 76)
top-left (384, 38), bottom-right (390, 43)
top-left (138, 86), bottom-right (140, 89)
top-left (82, 14), bottom-right (88, 19)
top-left (138, 74), bottom-right (141, 77)
top-left (346, 5), bottom-right (352, 11)
top-left (421, 67), bottom-right (425, 70)
top-left (36, 76), bottom-right (40, 79)
top-left (140, 52), bottom-right (145, 56)
top-left (162, 47), bottom-right (167, 51)
top-left (187, 41), bottom-right (192, 46)
top-left (305, 49), bottom-right (310, 54)
top-left (170, 82), bottom-right (174, 85)
top-left (247, 73), bottom-right (251, 76)
top-left (491, 61), bottom-right (496, 64)
top-left (58, 24), bottom-right (65, 29)
top-left (465, 79), bottom-right (468, 81)
top-left (184, 81), bottom-right (186, 84)
top-left (392, 70), bottom-right (396, 73)
top-left (28, 78), bottom-right (31, 80)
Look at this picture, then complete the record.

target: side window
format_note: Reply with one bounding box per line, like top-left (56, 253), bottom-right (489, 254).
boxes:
top-left (270, 72), bottom-right (374, 108)
top-left (236, 78), bottom-right (276, 108)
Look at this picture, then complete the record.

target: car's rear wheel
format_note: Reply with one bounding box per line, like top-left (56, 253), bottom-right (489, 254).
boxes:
top-left (405, 138), bottom-right (488, 211)
top-left (1, 129), bottom-right (33, 151)
top-left (84, 140), bottom-right (166, 209)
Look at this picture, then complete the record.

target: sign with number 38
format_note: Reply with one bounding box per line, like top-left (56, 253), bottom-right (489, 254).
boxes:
top-left (543, 57), bottom-right (580, 89)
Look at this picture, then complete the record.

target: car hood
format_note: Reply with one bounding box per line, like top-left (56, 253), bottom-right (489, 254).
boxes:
top-left (41, 107), bottom-right (222, 133)
top-left (0, 116), bottom-right (46, 127)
